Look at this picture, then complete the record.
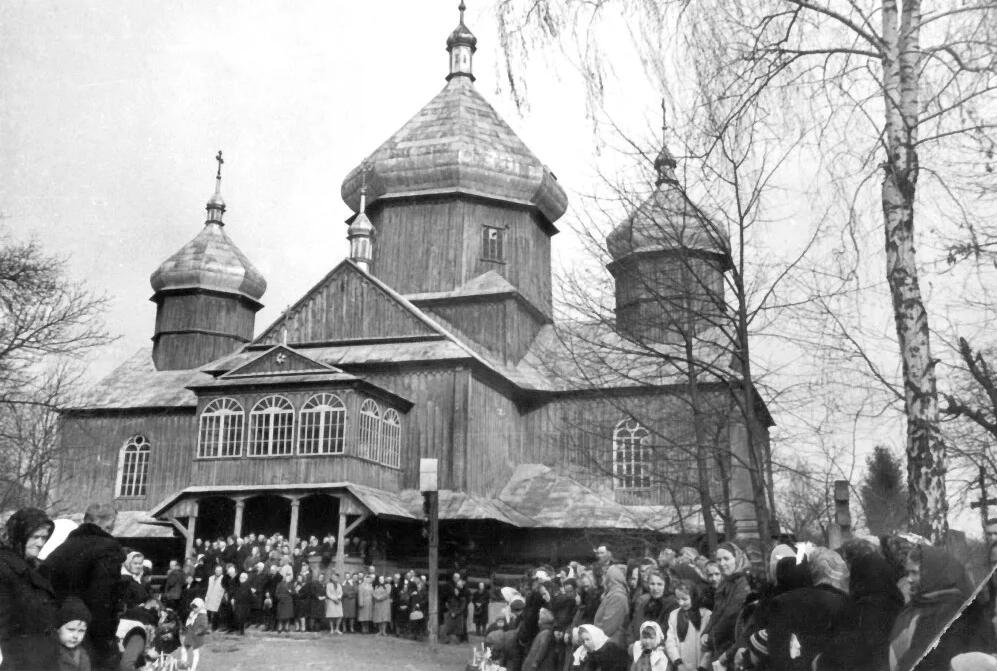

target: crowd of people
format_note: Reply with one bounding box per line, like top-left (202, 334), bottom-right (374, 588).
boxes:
top-left (3, 500), bottom-right (997, 671)
top-left (478, 538), bottom-right (997, 671)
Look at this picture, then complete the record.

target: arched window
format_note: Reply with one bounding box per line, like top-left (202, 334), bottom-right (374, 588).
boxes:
top-left (381, 408), bottom-right (401, 468)
top-left (117, 435), bottom-right (150, 497)
top-left (299, 393), bottom-right (346, 455)
top-left (357, 399), bottom-right (380, 461)
top-left (249, 396), bottom-right (295, 456)
top-left (613, 418), bottom-right (651, 489)
top-left (198, 397), bottom-right (244, 458)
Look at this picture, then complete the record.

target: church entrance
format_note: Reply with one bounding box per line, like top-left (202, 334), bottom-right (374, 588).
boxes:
top-left (243, 494), bottom-right (291, 537)
top-left (298, 493), bottom-right (340, 543)
top-left (195, 496), bottom-right (235, 541)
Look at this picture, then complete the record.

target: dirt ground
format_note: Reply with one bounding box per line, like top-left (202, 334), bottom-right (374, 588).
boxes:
top-left (193, 629), bottom-right (474, 670)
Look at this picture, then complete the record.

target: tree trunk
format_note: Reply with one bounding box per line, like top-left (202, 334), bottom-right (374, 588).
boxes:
top-left (881, 0), bottom-right (948, 543)
top-left (684, 324), bottom-right (719, 552)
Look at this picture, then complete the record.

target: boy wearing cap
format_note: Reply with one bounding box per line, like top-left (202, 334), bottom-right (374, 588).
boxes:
top-left (56, 596), bottom-right (92, 671)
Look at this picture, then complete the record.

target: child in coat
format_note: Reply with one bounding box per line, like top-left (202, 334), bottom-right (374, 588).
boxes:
top-left (181, 598), bottom-right (209, 671)
top-left (664, 581), bottom-right (712, 671)
top-left (630, 621), bottom-right (669, 671)
top-left (56, 597), bottom-right (92, 671)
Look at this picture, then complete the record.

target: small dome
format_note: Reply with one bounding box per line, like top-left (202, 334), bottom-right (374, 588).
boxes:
top-left (341, 77), bottom-right (568, 223)
top-left (151, 223), bottom-right (267, 303)
top-left (447, 1), bottom-right (477, 50)
top-left (348, 211), bottom-right (375, 236)
top-left (606, 182), bottom-right (730, 262)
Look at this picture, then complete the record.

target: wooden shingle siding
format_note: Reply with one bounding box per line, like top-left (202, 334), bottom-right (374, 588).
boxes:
top-left (424, 295), bottom-right (543, 365)
top-left (153, 291), bottom-right (257, 370)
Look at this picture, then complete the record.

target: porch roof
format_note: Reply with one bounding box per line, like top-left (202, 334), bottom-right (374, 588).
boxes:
top-left (147, 482), bottom-right (418, 522)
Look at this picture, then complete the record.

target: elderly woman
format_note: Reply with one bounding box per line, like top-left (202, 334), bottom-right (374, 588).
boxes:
top-left (593, 564), bottom-right (630, 648)
top-left (571, 623), bottom-right (629, 671)
top-left (700, 541), bottom-right (751, 666)
top-left (0, 507), bottom-right (57, 670)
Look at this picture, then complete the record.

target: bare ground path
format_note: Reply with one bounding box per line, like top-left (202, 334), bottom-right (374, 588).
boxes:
top-left (192, 630), bottom-right (473, 671)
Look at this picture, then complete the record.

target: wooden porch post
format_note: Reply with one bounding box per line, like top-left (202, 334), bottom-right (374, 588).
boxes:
top-left (336, 509), bottom-right (347, 577)
top-left (288, 496), bottom-right (302, 549)
top-left (232, 496), bottom-right (246, 539)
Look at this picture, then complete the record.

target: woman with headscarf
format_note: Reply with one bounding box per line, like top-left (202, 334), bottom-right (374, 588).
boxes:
top-left (629, 620), bottom-right (669, 671)
top-left (664, 581), bottom-right (711, 671)
top-left (572, 623), bottom-right (630, 671)
top-left (889, 544), bottom-right (988, 671)
top-left (628, 570), bottom-right (676, 644)
top-left (701, 541), bottom-right (751, 666)
top-left (0, 507), bottom-right (57, 670)
top-left (593, 564), bottom-right (630, 648)
top-left (120, 550), bottom-right (150, 610)
top-left (181, 597), bottom-right (209, 671)
top-left (817, 551), bottom-right (903, 671)
top-left (766, 547), bottom-right (852, 671)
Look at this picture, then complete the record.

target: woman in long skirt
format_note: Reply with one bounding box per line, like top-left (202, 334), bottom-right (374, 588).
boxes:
top-left (326, 572), bottom-right (344, 634)
top-left (372, 575), bottom-right (392, 636)
top-left (275, 575), bottom-right (294, 633)
top-left (357, 573), bottom-right (374, 634)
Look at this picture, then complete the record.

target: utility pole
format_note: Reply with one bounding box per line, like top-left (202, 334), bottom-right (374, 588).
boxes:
top-left (420, 459), bottom-right (439, 651)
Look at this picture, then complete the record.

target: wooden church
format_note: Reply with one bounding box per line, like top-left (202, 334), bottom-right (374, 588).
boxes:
top-left (56, 6), bottom-right (772, 571)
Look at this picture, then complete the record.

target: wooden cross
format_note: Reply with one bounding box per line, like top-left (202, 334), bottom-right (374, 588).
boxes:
top-left (215, 150), bottom-right (224, 179)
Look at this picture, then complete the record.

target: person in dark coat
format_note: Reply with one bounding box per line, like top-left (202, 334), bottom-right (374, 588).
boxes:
top-left (0, 507), bottom-right (58, 671)
top-left (629, 571), bottom-right (677, 643)
top-left (701, 541), bottom-right (751, 667)
top-left (572, 623), bottom-right (630, 671)
top-left (162, 559), bottom-right (185, 612)
top-left (818, 552), bottom-right (903, 671)
top-left (119, 550), bottom-right (150, 611)
top-left (522, 607), bottom-right (558, 671)
top-left (472, 581), bottom-right (492, 636)
top-left (43, 502), bottom-right (125, 671)
top-left (766, 547), bottom-right (852, 671)
top-left (232, 572), bottom-right (254, 635)
top-left (889, 544), bottom-right (988, 671)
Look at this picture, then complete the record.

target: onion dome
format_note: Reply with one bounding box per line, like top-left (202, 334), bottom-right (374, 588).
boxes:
top-left (150, 152), bottom-right (267, 304)
top-left (447, 1), bottom-right (477, 53)
top-left (340, 3), bottom-right (568, 224)
top-left (606, 109), bottom-right (729, 264)
top-left (348, 168), bottom-right (376, 272)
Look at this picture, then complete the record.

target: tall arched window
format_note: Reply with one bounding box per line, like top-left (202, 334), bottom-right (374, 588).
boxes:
top-left (198, 397), bottom-right (244, 458)
top-left (117, 435), bottom-right (150, 497)
top-left (381, 408), bottom-right (401, 468)
top-left (249, 396), bottom-right (295, 456)
top-left (299, 393), bottom-right (346, 455)
top-left (613, 418), bottom-right (651, 489)
top-left (358, 399), bottom-right (381, 461)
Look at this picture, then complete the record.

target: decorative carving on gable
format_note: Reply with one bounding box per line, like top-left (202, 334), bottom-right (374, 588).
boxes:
top-left (225, 346), bottom-right (335, 377)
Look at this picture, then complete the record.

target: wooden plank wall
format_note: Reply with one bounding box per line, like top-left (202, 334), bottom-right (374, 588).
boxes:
top-left (371, 196), bottom-right (552, 317)
top-left (190, 455), bottom-right (400, 490)
top-left (153, 292), bottom-right (256, 370)
top-left (424, 296), bottom-right (543, 365)
top-left (259, 265), bottom-right (436, 345)
top-left (464, 375), bottom-right (521, 496)
top-left (56, 411), bottom-right (196, 515)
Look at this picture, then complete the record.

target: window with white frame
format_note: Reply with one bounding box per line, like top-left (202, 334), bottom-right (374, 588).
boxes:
top-left (482, 225), bottom-right (505, 262)
top-left (249, 395), bottom-right (295, 456)
top-left (613, 418), bottom-right (651, 489)
top-left (117, 435), bottom-right (150, 497)
top-left (299, 393), bottom-right (346, 455)
top-left (358, 399), bottom-right (381, 461)
top-left (381, 408), bottom-right (401, 468)
top-left (198, 397), bottom-right (244, 458)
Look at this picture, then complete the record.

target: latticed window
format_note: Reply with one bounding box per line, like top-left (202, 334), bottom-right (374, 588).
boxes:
top-left (482, 226), bottom-right (505, 262)
top-left (358, 399), bottom-right (381, 461)
top-left (381, 408), bottom-right (401, 468)
top-left (198, 397), bottom-right (244, 458)
top-left (299, 393), bottom-right (346, 455)
top-left (249, 396), bottom-right (295, 456)
top-left (613, 418), bottom-right (651, 489)
top-left (117, 435), bottom-right (150, 497)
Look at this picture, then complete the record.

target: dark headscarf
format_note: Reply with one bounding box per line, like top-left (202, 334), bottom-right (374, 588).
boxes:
top-left (674, 581), bottom-right (703, 639)
top-left (849, 553), bottom-right (903, 605)
top-left (912, 545), bottom-right (971, 605)
top-left (3, 507), bottom-right (53, 560)
top-left (716, 541), bottom-right (750, 576)
top-left (774, 555), bottom-right (812, 592)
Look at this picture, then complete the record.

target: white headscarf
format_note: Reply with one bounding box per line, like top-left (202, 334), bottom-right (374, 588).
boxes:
top-left (630, 621), bottom-right (666, 663)
top-left (573, 624), bottom-right (610, 665)
top-left (186, 598), bottom-right (207, 626)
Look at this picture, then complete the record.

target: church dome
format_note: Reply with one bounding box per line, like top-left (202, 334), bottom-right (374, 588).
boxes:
top-left (341, 7), bottom-right (567, 224)
top-left (150, 224), bottom-right (267, 303)
top-left (151, 156), bottom-right (266, 304)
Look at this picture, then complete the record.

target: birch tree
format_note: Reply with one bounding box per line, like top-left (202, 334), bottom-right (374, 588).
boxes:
top-left (495, 0), bottom-right (997, 542)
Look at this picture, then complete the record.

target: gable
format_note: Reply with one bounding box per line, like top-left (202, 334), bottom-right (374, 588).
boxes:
top-left (256, 262), bottom-right (437, 345)
top-left (224, 346), bottom-right (336, 377)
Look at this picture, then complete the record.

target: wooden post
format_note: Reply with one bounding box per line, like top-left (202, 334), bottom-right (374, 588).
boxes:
top-left (828, 480), bottom-right (851, 549)
top-left (232, 497), bottom-right (246, 538)
top-left (336, 509), bottom-right (347, 577)
top-left (426, 490), bottom-right (439, 651)
top-left (420, 458), bottom-right (439, 651)
top-left (288, 497), bottom-right (302, 549)
top-left (185, 515), bottom-right (197, 559)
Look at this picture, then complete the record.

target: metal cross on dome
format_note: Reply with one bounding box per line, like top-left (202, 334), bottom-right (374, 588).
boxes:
top-left (215, 150), bottom-right (224, 179)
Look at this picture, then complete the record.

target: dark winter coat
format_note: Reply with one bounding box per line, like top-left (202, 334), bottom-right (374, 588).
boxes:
top-left (576, 641), bottom-right (630, 671)
top-left (119, 573), bottom-right (150, 610)
top-left (163, 568), bottom-right (184, 602)
top-left (628, 593), bottom-right (677, 644)
top-left (702, 571), bottom-right (750, 661)
top-left (766, 583), bottom-right (852, 671)
top-left (818, 554), bottom-right (903, 671)
top-left (0, 546), bottom-right (59, 671)
top-left (42, 522), bottom-right (125, 643)
top-left (523, 624), bottom-right (558, 671)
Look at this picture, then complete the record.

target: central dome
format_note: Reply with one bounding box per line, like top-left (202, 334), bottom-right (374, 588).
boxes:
top-left (341, 76), bottom-right (568, 224)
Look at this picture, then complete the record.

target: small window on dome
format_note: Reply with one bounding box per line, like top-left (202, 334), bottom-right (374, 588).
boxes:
top-left (482, 226), bottom-right (505, 262)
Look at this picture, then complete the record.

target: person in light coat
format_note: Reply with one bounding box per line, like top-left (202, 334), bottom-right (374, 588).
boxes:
top-left (664, 582), bottom-right (711, 671)
top-left (325, 572), bottom-right (344, 634)
top-left (203, 564), bottom-right (226, 630)
top-left (357, 573), bottom-right (374, 633)
top-left (628, 621), bottom-right (669, 671)
top-left (593, 564), bottom-right (630, 648)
